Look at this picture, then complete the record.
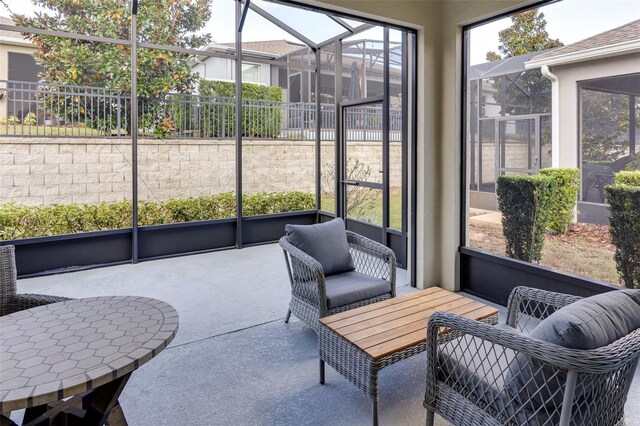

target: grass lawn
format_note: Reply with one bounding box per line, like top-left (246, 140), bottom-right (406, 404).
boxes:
top-left (0, 125), bottom-right (111, 137)
top-left (321, 191), bottom-right (404, 230)
top-left (469, 222), bottom-right (619, 285)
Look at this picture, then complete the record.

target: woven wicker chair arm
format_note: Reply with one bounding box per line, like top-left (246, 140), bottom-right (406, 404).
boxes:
top-left (506, 286), bottom-right (582, 328)
top-left (279, 237), bottom-right (327, 309)
top-left (346, 231), bottom-right (396, 295)
top-left (1, 294), bottom-right (72, 316)
top-left (346, 231), bottom-right (394, 261)
top-left (426, 311), bottom-right (640, 375)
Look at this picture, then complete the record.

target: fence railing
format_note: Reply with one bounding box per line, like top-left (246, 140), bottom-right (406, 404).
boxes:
top-left (0, 80), bottom-right (402, 141)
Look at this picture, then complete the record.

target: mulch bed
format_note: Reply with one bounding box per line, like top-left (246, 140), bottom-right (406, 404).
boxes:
top-left (547, 223), bottom-right (614, 251)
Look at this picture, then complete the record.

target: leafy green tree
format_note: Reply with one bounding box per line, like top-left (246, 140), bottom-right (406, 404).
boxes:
top-left (486, 9), bottom-right (562, 61)
top-left (481, 9), bottom-right (562, 118)
top-left (13, 0), bottom-right (212, 134)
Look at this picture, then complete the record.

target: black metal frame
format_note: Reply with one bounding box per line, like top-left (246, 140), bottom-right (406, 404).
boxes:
top-left (459, 0), bottom-right (615, 302)
top-left (1, 0), bottom-right (417, 278)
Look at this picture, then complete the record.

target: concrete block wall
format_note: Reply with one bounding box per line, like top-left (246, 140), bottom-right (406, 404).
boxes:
top-left (471, 142), bottom-right (536, 185)
top-left (0, 138), bottom-right (402, 206)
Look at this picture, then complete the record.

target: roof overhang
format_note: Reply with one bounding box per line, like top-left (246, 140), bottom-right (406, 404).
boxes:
top-left (524, 39), bottom-right (640, 70)
top-left (0, 35), bottom-right (34, 48)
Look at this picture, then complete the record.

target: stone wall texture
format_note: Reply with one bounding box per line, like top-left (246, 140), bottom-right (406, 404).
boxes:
top-left (0, 138), bottom-right (402, 206)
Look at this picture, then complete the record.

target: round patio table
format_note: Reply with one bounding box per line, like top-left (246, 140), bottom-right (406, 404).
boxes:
top-left (0, 296), bottom-right (178, 425)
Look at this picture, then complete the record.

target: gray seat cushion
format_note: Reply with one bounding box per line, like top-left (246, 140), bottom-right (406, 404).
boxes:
top-left (285, 218), bottom-right (355, 276)
top-left (325, 271), bottom-right (391, 309)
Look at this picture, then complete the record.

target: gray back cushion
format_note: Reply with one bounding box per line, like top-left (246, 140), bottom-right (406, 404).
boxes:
top-left (285, 218), bottom-right (355, 276)
top-left (530, 289), bottom-right (640, 350)
top-left (506, 289), bottom-right (640, 417)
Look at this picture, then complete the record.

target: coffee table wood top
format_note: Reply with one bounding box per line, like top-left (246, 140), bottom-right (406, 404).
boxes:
top-left (320, 287), bottom-right (499, 360)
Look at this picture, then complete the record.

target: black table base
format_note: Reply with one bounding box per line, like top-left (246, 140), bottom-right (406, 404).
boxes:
top-left (4, 373), bottom-right (131, 426)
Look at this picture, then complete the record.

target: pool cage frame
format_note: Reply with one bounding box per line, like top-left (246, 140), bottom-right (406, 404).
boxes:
top-left (0, 0), bottom-right (418, 282)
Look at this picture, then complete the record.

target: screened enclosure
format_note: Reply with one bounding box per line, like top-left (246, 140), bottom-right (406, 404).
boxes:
top-left (0, 0), bottom-right (416, 279)
top-left (467, 52), bottom-right (551, 210)
top-left (580, 73), bottom-right (639, 205)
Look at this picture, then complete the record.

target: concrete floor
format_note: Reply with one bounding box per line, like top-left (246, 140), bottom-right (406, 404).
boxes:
top-left (10, 243), bottom-right (640, 426)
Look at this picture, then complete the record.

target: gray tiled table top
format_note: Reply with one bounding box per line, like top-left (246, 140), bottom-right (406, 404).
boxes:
top-left (0, 296), bottom-right (178, 412)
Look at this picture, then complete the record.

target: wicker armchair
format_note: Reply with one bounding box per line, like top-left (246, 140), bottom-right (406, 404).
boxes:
top-left (1, 245), bottom-right (71, 316)
top-left (280, 230), bottom-right (396, 331)
top-left (424, 286), bottom-right (640, 426)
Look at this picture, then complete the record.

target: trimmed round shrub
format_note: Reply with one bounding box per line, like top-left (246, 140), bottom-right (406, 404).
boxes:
top-left (540, 168), bottom-right (580, 234)
top-left (614, 170), bottom-right (640, 187)
top-left (496, 174), bottom-right (554, 263)
top-left (605, 172), bottom-right (640, 289)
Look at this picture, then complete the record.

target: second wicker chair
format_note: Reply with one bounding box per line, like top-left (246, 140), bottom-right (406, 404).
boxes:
top-left (280, 218), bottom-right (396, 331)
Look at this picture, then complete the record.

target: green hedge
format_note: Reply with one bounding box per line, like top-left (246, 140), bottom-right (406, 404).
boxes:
top-left (615, 170), bottom-right (640, 186)
top-left (496, 175), bottom-right (553, 263)
top-left (199, 80), bottom-right (283, 138)
top-left (605, 175), bottom-right (640, 289)
top-left (0, 192), bottom-right (314, 240)
top-left (540, 168), bottom-right (580, 234)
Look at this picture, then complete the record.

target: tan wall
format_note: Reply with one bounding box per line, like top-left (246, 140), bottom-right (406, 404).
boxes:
top-left (0, 138), bottom-right (402, 205)
top-left (552, 54), bottom-right (640, 168)
top-left (439, 1), bottom-right (538, 291)
top-left (472, 142), bottom-right (535, 184)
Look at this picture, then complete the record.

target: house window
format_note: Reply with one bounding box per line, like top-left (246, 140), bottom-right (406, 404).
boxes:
top-left (242, 64), bottom-right (260, 83)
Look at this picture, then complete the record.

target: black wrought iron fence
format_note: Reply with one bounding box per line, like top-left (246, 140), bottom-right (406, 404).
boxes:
top-left (0, 80), bottom-right (402, 141)
top-left (0, 80), bottom-right (128, 137)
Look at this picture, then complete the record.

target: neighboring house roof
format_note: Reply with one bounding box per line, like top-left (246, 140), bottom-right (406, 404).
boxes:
top-left (526, 18), bottom-right (640, 68)
top-left (0, 16), bottom-right (34, 47)
top-left (469, 50), bottom-right (550, 80)
top-left (0, 16), bottom-right (25, 38)
top-left (220, 40), bottom-right (306, 58)
top-left (0, 16), bottom-right (18, 37)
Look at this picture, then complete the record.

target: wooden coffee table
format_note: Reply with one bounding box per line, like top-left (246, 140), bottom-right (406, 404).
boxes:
top-left (318, 287), bottom-right (499, 426)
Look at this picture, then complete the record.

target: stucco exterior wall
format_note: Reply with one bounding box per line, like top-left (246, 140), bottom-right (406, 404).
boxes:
top-left (193, 57), bottom-right (271, 86)
top-left (551, 54), bottom-right (640, 169)
top-left (0, 40), bottom-right (37, 118)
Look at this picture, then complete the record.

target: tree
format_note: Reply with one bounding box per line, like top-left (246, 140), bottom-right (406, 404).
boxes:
top-left (486, 9), bottom-right (562, 61)
top-left (481, 9), bottom-right (562, 118)
top-left (13, 0), bottom-right (212, 134)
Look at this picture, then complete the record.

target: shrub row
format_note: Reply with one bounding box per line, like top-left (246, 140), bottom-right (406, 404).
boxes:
top-left (496, 168), bottom-right (581, 263)
top-left (605, 170), bottom-right (640, 289)
top-left (0, 192), bottom-right (315, 241)
top-left (199, 81), bottom-right (284, 138)
top-left (496, 174), bottom-right (553, 263)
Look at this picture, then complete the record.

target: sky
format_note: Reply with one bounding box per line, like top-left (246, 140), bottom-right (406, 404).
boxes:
top-left (1, 0), bottom-right (638, 56)
top-left (469, 0), bottom-right (640, 65)
top-left (1, 0), bottom-right (400, 45)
